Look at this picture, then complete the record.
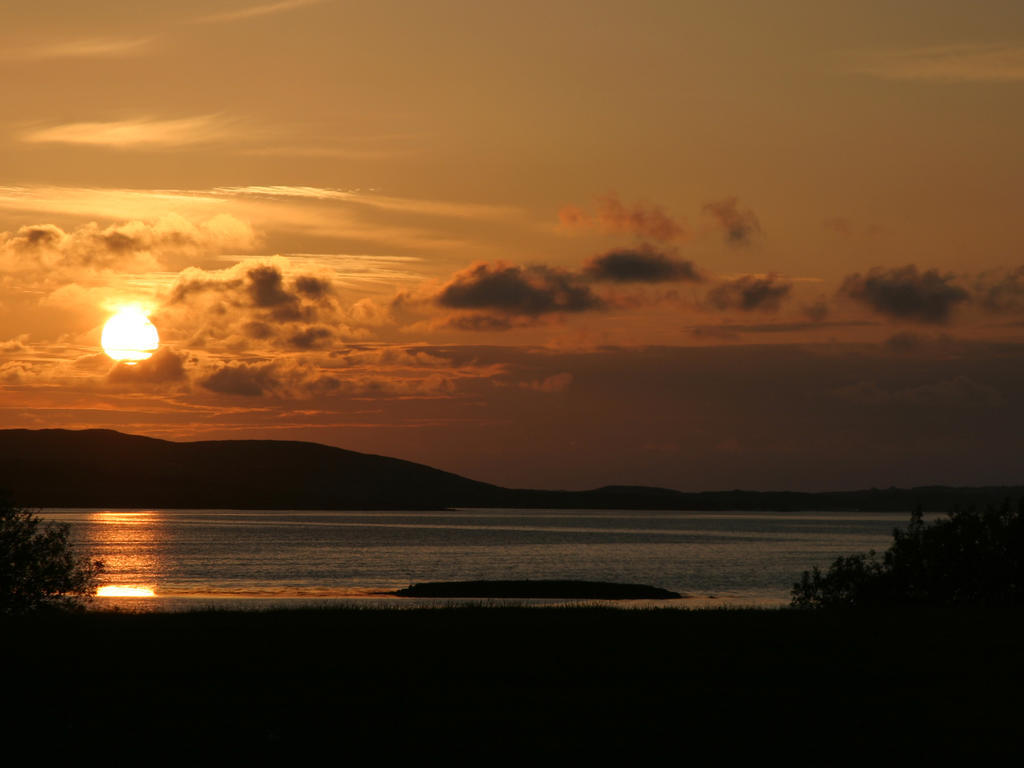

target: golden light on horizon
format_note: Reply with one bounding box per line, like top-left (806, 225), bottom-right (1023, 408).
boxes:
top-left (96, 585), bottom-right (156, 597)
top-left (101, 307), bottom-right (159, 364)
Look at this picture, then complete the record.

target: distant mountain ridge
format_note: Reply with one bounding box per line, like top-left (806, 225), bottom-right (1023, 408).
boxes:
top-left (1, 428), bottom-right (1022, 511)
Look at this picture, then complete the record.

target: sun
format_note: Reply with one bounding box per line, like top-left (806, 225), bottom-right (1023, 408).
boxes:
top-left (101, 307), bottom-right (159, 364)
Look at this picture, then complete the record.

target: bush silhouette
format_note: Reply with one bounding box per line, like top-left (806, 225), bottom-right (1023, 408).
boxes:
top-left (792, 501), bottom-right (1024, 608)
top-left (0, 497), bottom-right (103, 614)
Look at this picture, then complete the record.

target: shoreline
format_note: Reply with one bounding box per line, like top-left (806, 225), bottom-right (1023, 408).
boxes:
top-left (84, 594), bottom-right (779, 613)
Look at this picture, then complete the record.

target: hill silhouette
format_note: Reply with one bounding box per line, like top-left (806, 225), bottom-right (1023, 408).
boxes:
top-left (2, 428), bottom-right (1023, 510)
top-left (0, 429), bottom-right (499, 510)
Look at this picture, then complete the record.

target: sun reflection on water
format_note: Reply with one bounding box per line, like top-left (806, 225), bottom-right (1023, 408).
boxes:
top-left (97, 585), bottom-right (156, 597)
top-left (89, 510), bottom-right (164, 597)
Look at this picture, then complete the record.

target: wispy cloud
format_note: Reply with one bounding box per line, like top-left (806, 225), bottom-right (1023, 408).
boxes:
top-left (0, 186), bottom-right (480, 252)
top-left (2, 37), bottom-right (152, 61)
top-left (847, 43), bottom-right (1024, 83)
top-left (214, 186), bottom-right (521, 219)
top-left (559, 194), bottom-right (685, 242)
top-left (0, 186), bottom-right (229, 221)
top-left (281, 254), bottom-right (425, 289)
top-left (195, 0), bottom-right (324, 25)
top-left (22, 116), bottom-right (236, 148)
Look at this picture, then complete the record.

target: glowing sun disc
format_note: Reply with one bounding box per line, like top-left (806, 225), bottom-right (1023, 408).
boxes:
top-left (101, 308), bottom-right (159, 363)
top-left (97, 585), bottom-right (156, 597)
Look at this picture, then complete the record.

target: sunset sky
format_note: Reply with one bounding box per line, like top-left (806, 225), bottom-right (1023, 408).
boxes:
top-left (3, 0), bottom-right (1024, 491)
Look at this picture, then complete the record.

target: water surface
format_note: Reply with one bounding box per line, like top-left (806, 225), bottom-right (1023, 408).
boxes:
top-left (45, 508), bottom-right (913, 610)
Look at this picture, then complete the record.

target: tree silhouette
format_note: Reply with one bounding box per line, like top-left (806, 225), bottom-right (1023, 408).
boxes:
top-left (792, 501), bottom-right (1024, 608)
top-left (0, 497), bottom-right (102, 614)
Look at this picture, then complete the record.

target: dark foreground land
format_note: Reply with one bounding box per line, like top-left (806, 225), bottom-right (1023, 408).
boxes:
top-left (5, 606), bottom-right (1024, 758)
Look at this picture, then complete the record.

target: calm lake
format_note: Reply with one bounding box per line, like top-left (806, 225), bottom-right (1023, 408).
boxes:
top-left (44, 508), bottom-right (915, 610)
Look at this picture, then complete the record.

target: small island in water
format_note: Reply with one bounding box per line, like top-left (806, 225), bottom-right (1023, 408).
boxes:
top-left (391, 579), bottom-right (682, 600)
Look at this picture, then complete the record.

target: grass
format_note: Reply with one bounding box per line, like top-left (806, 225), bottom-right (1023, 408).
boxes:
top-left (4, 604), bottom-right (1024, 757)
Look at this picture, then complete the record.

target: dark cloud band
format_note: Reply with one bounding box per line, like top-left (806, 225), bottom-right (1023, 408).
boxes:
top-left (840, 265), bottom-right (968, 324)
top-left (437, 262), bottom-right (602, 316)
top-left (583, 247), bottom-right (700, 283)
top-left (706, 274), bottom-right (791, 312)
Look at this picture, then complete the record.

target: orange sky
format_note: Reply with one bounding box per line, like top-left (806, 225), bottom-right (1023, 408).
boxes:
top-left (3, 1), bottom-right (1024, 491)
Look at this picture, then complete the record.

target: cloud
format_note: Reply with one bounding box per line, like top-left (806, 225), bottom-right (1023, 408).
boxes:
top-left (706, 275), bottom-right (792, 312)
top-left (583, 246), bottom-right (700, 283)
top-left (703, 197), bottom-right (762, 245)
top-left (840, 265), bottom-right (968, 324)
top-left (199, 361), bottom-right (278, 396)
top-left (171, 262), bottom-right (304, 310)
top-left (0, 215), bottom-right (255, 282)
top-left (440, 314), bottom-right (518, 332)
top-left (436, 262), bottom-right (602, 317)
top-left (22, 116), bottom-right (236, 148)
top-left (0, 336), bottom-right (28, 354)
top-left (107, 347), bottom-right (188, 386)
top-left (177, 263), bottom-right (317, 324)
top-left (520, 373), bottom-right (573, 393)
top-left (195, 0), bottom-right (324, 24)
top-left (247, 264), bottom-right (298, 309)
top-left (0, 215), bottom-right (255, 329)
top-left (214, 185), bottom-right (519, 220)
top-left (0, 185), bottom-right (506, 253)
top-left (802, 300), bottom-right (830, 322)
top-left (197, 358), bottom-right (344, 399)
top-left (242, 321), bottom-right (274, 339)
top-left (558, 205), bottom-right (589, 228)
top-left (4, 224), bottom-right (63, 251)
top-left (976, 267), bottom-right (1024, 314)
top-left (0, 186), bottom-right (229, 223)
top-left (294, 275), bottom-right (331, 298)
top-left (194, 347), bottom-right (490, 400)
top-left (164, 260), bottom-right (367, 350)
top-left (288, 327), bottom-right (333, 349)
top-left (847, 44), bottom-right (1024, 83)
top-left (559, 194), bottom-right (685, 242)
top-left (2, 37), bottom-right (152, 60)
